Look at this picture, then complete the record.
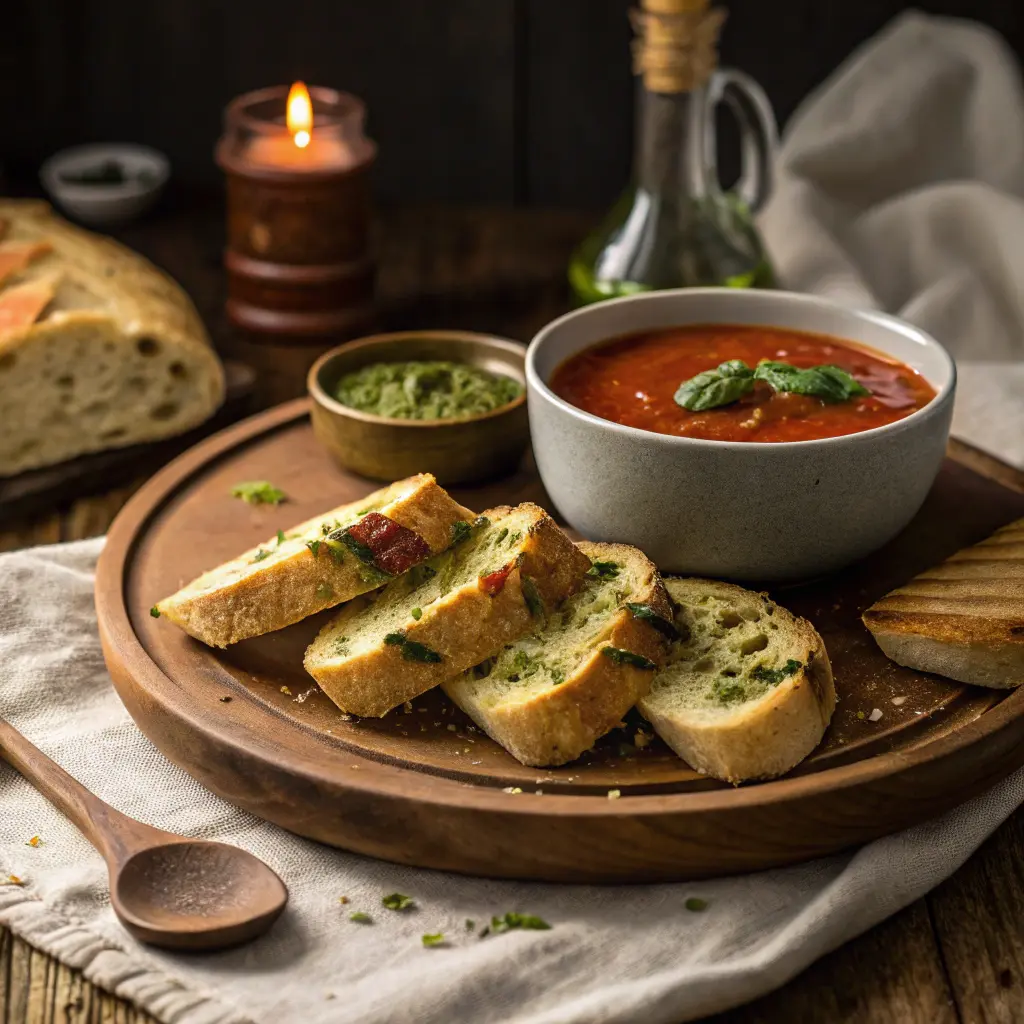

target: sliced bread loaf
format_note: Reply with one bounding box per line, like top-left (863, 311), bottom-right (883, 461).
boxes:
top-left (863, 516), bottom-right (1024, 688)
top-left (443, 542), bottom-right (672, 766)
top-left (304, 503), bottom-right (591, 716)
top-left (639, 578), bottom-right (835, 784)
top-left (156, 474), bottom-right (472, 647)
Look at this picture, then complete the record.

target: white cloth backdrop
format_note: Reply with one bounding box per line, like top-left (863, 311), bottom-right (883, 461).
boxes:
top-left (760, 10), bottom-right (1024, 468)
top-left (3, 11), bottom-right (1024, 1024)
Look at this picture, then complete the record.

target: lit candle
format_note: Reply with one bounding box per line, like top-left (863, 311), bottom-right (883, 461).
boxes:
top-left (243, 82), bottom-right (358, 171)
top-left (217, 83), bottom-right (377, 345)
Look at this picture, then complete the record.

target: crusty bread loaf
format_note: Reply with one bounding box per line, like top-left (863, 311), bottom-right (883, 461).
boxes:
top-left (863, 517), bottom-right (1024, 688)
top-left (639, 578), bottom-right (835, 783)
top-left (304, 503), bottom-right (591, 717)
top-left (0, 200), bottom-right (224, 476)
top-left (444, 541), bottom-right (672, 766)
top-left (156, 474), bottom-right (472, 647)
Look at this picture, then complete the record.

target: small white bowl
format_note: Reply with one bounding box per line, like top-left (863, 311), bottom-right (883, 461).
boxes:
top-left (527, 289), bottom-right (956, 582)
top-left (40, 144), bottom-right (169, 227)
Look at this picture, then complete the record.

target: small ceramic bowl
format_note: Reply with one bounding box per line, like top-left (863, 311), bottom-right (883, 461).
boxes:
top-left (309, 331), bottom-right (529, 485)
top-left (40, 144), bottom-right (169, 227)
top-left (527, 289), bottom-right (956, 581)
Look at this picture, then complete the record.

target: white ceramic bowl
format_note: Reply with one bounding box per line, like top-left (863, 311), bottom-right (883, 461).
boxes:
top-left (40, 144), bottom-right (169, 227)
top-left (527, 289), bottom-right (956, 581)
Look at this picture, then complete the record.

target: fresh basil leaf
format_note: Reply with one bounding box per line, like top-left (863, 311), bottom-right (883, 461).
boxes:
top-left (815, 364), bottom-right (871, 400)
top-left (674, 360), bottom-right (754, 412)
top-left (625, 603), bottom-right (680, 641)
top-left (586, 560), bottom-right (620, 579)
top-left (305, 539), bottom-right (321, 558)
top-left (753, 361), bottom-right (869, 403)
top-left (601, 646), bottom-right (657, 670)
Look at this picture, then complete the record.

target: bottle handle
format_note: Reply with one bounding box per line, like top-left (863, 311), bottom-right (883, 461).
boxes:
top-left (707, 68), bottom-right (779, 214)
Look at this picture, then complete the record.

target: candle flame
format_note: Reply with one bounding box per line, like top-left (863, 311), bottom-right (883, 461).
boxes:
top-left (287, 81), bottom-right (312, 149)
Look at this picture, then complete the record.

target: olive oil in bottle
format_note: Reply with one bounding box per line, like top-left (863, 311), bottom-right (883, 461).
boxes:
top-left (570, 0), bottom-right (777, 304)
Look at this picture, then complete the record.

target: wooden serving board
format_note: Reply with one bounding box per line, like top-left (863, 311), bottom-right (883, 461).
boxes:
top-left (95, 400), bottom-right (1024, 882)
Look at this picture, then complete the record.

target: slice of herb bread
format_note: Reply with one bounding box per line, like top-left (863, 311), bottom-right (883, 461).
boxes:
top-left (155, 474), bottom-right (472, 648)
top-left (304, 503), bottom-right (591, 716)
top-left (639, 578), bottom-right (835, 784)
top-left (443, 542), bottom-right (672, 766)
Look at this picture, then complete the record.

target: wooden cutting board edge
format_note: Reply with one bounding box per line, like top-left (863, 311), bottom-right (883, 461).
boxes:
top-left (93, 400), bottom-right (1024, 882)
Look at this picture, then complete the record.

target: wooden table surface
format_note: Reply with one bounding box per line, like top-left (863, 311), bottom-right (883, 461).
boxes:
top-left (1, 193), bottom-right (1022, 1024)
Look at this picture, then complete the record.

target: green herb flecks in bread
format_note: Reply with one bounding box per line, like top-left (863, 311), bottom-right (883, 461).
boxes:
top-left (639, 578), bottom-right (835, 783)
top-left (444, 542), bottom-right (672, 766)
top-left (304, 503), bottom-right (590, 717)
top-left (155, 474), bottom-right (472, 648)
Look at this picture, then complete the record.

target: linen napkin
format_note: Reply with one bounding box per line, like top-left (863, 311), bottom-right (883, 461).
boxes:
top-left (5, 11), bottom-right (1024, 1024)
top-left (2, 538), bottom-right (1023, 1024)
top-left (760, 9), bottom-right (1024, 468)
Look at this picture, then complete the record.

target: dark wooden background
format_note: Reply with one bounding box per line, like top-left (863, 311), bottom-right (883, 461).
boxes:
top-left (4, 0), bottom-right (1024, 207)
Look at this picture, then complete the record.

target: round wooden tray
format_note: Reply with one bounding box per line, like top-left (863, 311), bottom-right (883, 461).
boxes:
top-left (96, 400), bottom-right (1024, 882)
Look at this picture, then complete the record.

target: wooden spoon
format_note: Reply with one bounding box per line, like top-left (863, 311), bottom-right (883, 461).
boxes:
top-left (0, 717), bottom-right (287, 951)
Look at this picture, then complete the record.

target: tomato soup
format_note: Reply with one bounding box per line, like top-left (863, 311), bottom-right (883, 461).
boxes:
top-left (550, 324), bottom-right (936, 443)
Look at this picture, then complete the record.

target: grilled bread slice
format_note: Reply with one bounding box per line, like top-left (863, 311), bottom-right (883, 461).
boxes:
top-left (863, 517), bottom-right (1024, 688)
top-left (444, 542), bottom-right (671, 766)
top-left (156, 474), bottom-right (472, 648)
top-left (304, 503), bottom-right (591, 717)
top-left (639, 579), bottom-right (835, 784)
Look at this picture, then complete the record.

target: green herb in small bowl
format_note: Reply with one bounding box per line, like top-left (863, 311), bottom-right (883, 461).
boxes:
top-left (334, 361), bottom-right (523, 421)
top-left (309, 332), bottom-right (530, 485)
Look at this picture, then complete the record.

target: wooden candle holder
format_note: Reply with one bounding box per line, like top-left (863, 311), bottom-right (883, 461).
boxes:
top-left (216, 86), bottom-right (376, 345)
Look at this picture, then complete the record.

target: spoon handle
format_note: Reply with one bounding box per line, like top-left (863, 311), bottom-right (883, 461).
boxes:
top-left (0, 716), bottom-right (162, 866)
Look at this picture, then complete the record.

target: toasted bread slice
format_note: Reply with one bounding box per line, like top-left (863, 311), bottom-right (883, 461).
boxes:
top-left (639, 579), bottom-right (835, 784)
top-left (863, 517), bottom-right (1024, 688)
top-left (304, 503), bottom-right (591, 717)
top-left (444, 542), bottom-right (671, 766)
top-left (156, 474), bottom-right (472, 647)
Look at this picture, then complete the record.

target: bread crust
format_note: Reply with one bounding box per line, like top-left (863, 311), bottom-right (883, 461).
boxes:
top-left (445, 542), bottom-right (671, 766)
top-left (640, 578), bottom-right (836, 784)
top-left (863, 517), bottom-right (1024, 687)
top-left (305, 504), bottom-right (591, 717)
top-left (0, 200), bottom-right (224, 475)
top-left (157, 475), bottom-right (472, 648)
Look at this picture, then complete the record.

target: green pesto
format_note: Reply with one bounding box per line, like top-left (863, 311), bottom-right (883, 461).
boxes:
top-left (334, 360), bottom-right (523, 421)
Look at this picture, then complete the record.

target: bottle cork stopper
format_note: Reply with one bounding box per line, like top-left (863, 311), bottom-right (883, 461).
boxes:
top-left (632, 0), bottom-right (726, 93)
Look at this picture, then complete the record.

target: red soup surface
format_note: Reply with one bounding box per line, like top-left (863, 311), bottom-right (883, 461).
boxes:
top-left (550, 324), bottom-right (937, 443)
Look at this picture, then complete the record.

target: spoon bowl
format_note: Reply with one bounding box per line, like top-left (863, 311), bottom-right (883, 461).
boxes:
top-left (113, 841), bottom-right (288, 950)
top-left (0, 716), bottom-right (288, 951)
